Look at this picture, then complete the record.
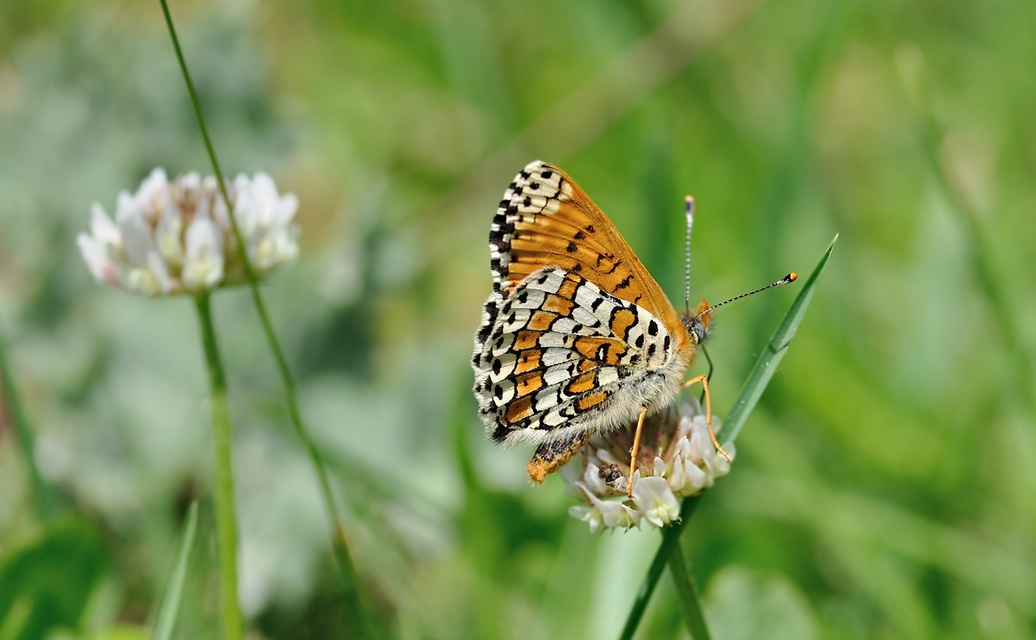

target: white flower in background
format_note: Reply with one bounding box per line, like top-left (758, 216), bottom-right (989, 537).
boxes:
top-left (565, 398), bottom-right (735, 532)
top-left (77, 168), bottom-right (299, 296)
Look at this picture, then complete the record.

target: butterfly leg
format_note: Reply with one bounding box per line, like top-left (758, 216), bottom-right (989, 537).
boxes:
top-left (681, 375), bottom-right (733, 462)
top-left (626, 405), bottom-right (649, 498)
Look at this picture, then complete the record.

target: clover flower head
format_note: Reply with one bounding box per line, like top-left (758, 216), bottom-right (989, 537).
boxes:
top-left (77, 168), bottom-right (299, 296)
top-left (567, 398), bottom-right (735, 531)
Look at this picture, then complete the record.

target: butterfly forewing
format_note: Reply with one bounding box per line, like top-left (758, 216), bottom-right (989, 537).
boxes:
top-left (487, 162), bottom-right (684, 337)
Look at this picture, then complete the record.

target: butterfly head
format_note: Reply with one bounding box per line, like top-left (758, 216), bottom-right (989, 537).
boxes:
top-left (683, 298), bottom-right (712, 346)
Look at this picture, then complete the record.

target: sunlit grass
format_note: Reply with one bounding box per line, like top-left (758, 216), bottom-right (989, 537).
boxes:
top-left (0, 0), bottom-right (1033, 638)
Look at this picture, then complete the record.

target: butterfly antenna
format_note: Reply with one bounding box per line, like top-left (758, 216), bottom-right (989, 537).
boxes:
top-left (684, 196), bottom-right (694, 317)
top-left (694, 272), bottom-right (798, 319)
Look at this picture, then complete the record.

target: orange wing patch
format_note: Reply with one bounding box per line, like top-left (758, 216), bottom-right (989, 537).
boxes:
top-left (565, 371), bottom-right (597, 396)
top-left (575, 390), bottom-right (609, 413)
top-left (608, 308), bottom-right (638, 343)
top-left (515, 349), bottom-right (542, 374)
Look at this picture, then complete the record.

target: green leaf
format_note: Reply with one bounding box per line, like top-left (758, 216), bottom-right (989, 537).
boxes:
top-left (718, 234), bottom-right (838, 443)
top-left (0, 519), bottom-right (106, 640)
top-left (151, 502), bottom-right (199, 640)
top-left (620, 235), bottom-right (837, 640)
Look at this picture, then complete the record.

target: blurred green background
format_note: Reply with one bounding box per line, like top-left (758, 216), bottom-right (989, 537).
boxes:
top-left (1, 0), bottom-right (1034, 638)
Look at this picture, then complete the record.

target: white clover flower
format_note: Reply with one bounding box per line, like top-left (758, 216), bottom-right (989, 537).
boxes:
top-left (77, 168), bottom-right (299, 296)
top-left (631, 474), bottom-right (681, 528)
top-left (569, 481), bottom-right (641, 533)
top-left (566, 398), bottom-right (735, 532)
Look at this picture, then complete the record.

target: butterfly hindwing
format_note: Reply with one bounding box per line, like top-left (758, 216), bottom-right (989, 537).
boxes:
top-left (474, 266), bottom-right (680, 447)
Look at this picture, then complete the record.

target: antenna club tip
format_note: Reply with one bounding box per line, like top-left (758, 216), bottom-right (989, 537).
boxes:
top-left (684, 195), bottom-right (695, 214)
top-left (787, 272), bottom-right (798, 282)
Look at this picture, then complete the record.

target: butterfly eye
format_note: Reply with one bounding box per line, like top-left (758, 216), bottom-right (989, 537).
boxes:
top-left (685, 316), bottom-right (709, 346)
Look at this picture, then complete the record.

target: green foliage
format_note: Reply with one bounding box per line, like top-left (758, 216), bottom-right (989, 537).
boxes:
top-left (1, 0), bottom-right (1034, 638)
top-left (0, 520), bottom-right (106, 639)
top-left (151, 503), bottom-right (198, 640)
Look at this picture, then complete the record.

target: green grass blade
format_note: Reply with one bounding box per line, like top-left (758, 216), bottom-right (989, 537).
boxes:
top-left (151, 502), bottom-right (199, 640)
top-left (619, 498), bottom-right (702, 640)
top-left (620, 236), bottom-right (836, 640)
top-left (668, 536), bottom-right (713, 640)
top-left (158, 3), bottom-right (379, 637)
top-left (718, 234), bottom-right (838, 443)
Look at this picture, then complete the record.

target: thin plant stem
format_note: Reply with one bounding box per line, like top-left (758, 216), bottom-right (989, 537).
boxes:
top-left (157, 3), bottom-right (378, 636)
top-left (193, 293), bottom-right (242, 640)
top-left (618, 498), bottom-right (701, 640)
top-left (618, 237), bottom-right (835, 640)
top-left (669, 542), bottom-right (712, 640)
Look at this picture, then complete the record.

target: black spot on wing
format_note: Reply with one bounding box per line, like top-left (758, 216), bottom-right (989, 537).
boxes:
top-left (614, 274), bottom-right (634, 291)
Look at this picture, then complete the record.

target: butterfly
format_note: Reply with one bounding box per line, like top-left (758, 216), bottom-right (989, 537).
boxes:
top-left (472, 160), bottom-right (773, 495)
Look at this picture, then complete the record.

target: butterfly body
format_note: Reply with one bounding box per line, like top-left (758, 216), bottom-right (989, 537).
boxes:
top-left (472, 161), bottom-right (710, 483)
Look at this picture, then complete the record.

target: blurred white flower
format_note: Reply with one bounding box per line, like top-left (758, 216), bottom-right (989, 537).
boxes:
top-left (565, 398), bottom-right (735, 531)
top-left (77, 168), bottom-right (299, 296)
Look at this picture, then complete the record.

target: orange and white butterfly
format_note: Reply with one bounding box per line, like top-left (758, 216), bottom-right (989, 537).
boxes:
top-left (471, 160), bottom-right (790, 493)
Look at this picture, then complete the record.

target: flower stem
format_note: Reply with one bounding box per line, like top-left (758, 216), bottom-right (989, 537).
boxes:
top-left (194, 293), bottom-right (242, 640)
top-left (669, 541), bottom-right (712, 640)
top-left (619, 497), bottom-right (701, 640)
top-left (159, 3), bottom-right (378, 636)
top-left (618, 238), bottom-right (835, 640)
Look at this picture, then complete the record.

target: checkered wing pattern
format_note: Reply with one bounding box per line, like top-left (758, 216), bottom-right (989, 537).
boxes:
top-left (472, 162), bottom-right (699, 473)
top-left (474, 265), bottom-right (682, 445)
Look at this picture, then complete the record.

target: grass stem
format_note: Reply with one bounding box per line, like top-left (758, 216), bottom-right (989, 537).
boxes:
top-left (193, 293), bottom-right (242, 640)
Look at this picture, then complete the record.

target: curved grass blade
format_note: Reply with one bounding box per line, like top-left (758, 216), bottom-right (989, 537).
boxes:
top-left (152, 502), bottom-right (199, 640)
top-left (719, 234), bottom-right (838, 443)
top-left (158, 3), bottom-right (379, 637)
top-left (669, 540), bottom-right (712, 640)
top-left (619, 235), bottom-right (837, 640)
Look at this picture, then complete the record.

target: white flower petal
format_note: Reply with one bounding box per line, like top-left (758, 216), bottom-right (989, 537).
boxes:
top-left (89, 204), bottom-right (122, 246)
top-left (566, 400), bottom-right (735, 531)
top-left (652, 456), bottom-right (667, 477)
top-left (182, 218), bottom-right (225, 292)
top-left (574, 482), bottom-right (640, 531)
top-left (126, 267), bottom-right (161, 295)
top-left (114, 190), bottom-right (138, 224)
top-left (80, 167), bottom-right (297, 296)
top-left (598, 500), bottom-right (639, 529)
top-left (147, 250), bottom-right (173, 294)
top-left (678, 457), bottom-right (709, 495)
top-left (120, 217), bottom-right (156, 267)
top-left (251, 227), bottom-right (298, 271)
top-left (155, 200), bottom-right (184, 267)
top-left (569, 505), bottom-right (606, 534)
top-left (76, 234), bottom-right (120, 285)
top-left (134, 168), bottom-right (169, 216)
top-left (631, 474), bottom-right (681, 529)
top-left (583, 462), bottom-right (608, 496)
top-left (275, 192), bottom-right (299, 226)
